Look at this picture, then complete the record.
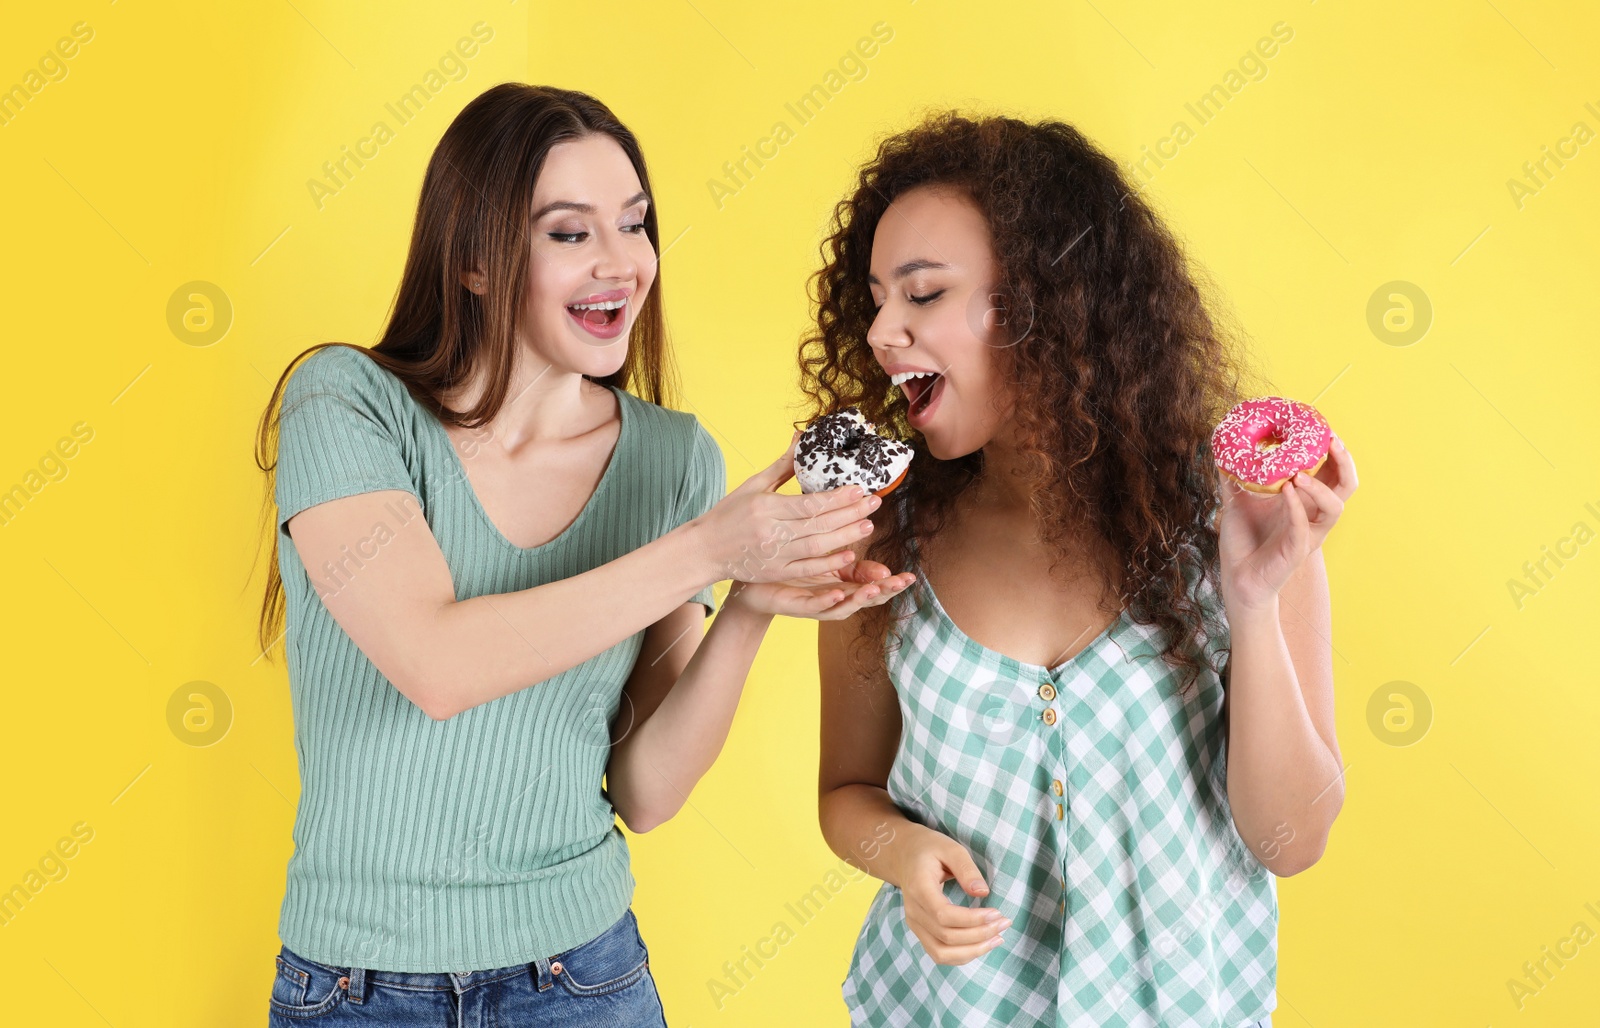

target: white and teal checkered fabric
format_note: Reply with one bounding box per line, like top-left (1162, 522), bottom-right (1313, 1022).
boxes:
top-left (841, 524), bottom-right (1278, 1027)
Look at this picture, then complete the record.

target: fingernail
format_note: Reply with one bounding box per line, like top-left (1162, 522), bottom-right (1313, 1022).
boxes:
top-left (868, 495), bottom-right (882, 510)
top-left (999, 917), bottom-right (1013, 929)
top-left (983, 910), bottom-right (1002, 923)
top-left (987, 935), bottom-right (1004, 948)
top-left (1333, 436), bottom-right (1345, 450)
top-left (968, 880), bottom-right (987, 893)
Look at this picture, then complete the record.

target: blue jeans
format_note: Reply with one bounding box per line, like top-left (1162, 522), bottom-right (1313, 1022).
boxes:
top-left (267, 908), bottom-right (667, 1026)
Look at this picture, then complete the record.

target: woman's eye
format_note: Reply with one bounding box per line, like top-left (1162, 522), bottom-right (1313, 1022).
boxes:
top-left (909, 290), bottom-right (944, 306)
top-left (623, 222), bottom-right (649, 234)
top-left (549, 231), bottom-right (587, 243)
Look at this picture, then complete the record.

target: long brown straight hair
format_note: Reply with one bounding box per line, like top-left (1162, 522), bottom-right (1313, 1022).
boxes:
top-left (250, 83), bottom-right (681, 660)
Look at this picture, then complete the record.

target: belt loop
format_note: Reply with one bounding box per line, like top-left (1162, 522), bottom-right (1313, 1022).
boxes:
top-left (345, 965), bottom-right (367, 1004)
top-left (532, 956), bottom-right (553, 992)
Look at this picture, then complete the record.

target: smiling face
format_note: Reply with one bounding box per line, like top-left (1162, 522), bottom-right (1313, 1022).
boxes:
top-left (866, 184), bottom-right (1014, 460)
top-left (516, 133), bottom-right (658, 376)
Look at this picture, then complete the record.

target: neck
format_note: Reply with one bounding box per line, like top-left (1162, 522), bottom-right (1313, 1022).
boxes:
top-left (968, 430), bottom-right (1100, 552)
top-left (442, 350), bottom-right (605, 451)
top-left (972, 432), bottom-right (1035, 514)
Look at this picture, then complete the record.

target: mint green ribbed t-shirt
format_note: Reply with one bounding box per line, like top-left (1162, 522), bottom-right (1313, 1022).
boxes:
top-left (272, 344), bottom-right (724, 972)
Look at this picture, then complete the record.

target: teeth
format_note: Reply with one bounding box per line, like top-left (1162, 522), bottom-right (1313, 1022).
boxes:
top-left (569, 298), bottom-right (626, 311)
top-left (890, 370), bottom-right (940, 386)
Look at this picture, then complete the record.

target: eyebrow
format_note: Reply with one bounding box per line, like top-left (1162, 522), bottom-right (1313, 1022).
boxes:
top-left (866, 259), bottom-right (950, 285)
top-left (532, 191), bottom-right (650, 221)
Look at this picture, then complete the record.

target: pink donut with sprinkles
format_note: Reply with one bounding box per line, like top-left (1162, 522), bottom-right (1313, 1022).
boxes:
top-left (1211, 396), bottom-right (1332, 494)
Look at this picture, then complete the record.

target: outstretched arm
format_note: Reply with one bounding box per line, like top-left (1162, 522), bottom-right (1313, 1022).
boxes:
top-left (608, 494), bottom-right (916, 832)
top-left (283, 424), bottom-right (880, 721)
top-left (287, 489), bottom-right (718, 720)
top-left (603, 594), bottom-right (774, 834)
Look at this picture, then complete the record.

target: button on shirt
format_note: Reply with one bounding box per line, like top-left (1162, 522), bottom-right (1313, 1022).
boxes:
top-left (841, 527), bottom-right (1278, 1027)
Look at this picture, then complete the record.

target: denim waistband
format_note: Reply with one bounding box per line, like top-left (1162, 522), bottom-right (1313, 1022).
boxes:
top-left (279, 906), bottom-right (648, 1005)
top-left (286, 946), bottom-right (559, 1002)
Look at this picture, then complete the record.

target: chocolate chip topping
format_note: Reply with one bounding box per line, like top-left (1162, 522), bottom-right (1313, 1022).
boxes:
top-left (795, 406), bottom-right (913, 493)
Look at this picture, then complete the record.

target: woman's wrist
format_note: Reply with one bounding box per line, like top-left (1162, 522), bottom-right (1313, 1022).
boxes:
top-left (719, 583), bottom-right (776, 624)
top-left (1220, 567), bottom-right (1281, 618)
top-left (670, 515), bottom-right (727, 597)
top-left (1224, 590), bottom-right (1280, 634)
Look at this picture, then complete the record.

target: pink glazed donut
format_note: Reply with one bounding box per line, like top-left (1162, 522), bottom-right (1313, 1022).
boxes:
top-left (1210, 396), bottom-right (1332, 494)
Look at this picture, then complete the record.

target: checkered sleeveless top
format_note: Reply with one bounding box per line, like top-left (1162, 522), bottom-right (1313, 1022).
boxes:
top-left (841, 507), bottom-right (1279, 1027)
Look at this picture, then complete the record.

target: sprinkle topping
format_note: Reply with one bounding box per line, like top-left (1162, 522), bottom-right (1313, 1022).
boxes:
top-left (795, 407), bottom-right (914, 494)
top-left (1210, 396), bottom-right (1332, 486)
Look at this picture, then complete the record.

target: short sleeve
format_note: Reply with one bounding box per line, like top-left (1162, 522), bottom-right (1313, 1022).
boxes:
top-left (675, 420), bottom-right (727, 615)
top-left (274, 346), bottom-right (420, 540)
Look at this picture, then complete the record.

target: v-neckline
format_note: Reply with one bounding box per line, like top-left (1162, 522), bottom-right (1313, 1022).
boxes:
top-left (913, 563), bottom-right (1130, 679)
top-left (421, 384), bottom-right (628, 556)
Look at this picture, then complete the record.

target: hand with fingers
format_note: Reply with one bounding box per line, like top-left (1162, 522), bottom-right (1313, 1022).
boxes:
top-left (731, 555), bottom-right (917, 621)
top-left (892, 824), bottom-right (1010, 966)
top-left (701, 430), bottom-right (917, 620)
top-left (1216, 432), bottom-right (1359, 613)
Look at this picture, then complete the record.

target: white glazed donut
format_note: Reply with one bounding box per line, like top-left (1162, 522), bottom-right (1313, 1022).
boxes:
top-left (795, 407), bottom-right (913, 496)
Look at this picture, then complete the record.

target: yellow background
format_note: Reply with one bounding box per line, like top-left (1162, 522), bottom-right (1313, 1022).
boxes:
top-left (2, 0), bottom-right (1597, 1024)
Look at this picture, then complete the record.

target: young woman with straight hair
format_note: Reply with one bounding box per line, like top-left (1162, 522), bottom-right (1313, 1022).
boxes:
top-left (252, 83), bottom-right (903, 1026)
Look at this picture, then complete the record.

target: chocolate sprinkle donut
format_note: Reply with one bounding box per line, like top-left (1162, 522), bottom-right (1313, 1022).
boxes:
top-left (795, 407), bottom-right (914, 495)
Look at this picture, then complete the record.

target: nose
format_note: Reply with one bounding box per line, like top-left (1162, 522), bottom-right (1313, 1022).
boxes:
top-left (866, 303), bottom-right (909, 352)
top-left (593, 225), bottom-right (638, 283)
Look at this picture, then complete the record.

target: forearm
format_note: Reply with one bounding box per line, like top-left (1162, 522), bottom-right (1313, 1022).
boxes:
top-left (1224, 597), bottom-right (1344, 875)
top-left (604, 593), bottom-right (774, 832)
top-left (819, 783), bottom-right (924, 888)
top-left (420, 520), bottom-right (717, 719)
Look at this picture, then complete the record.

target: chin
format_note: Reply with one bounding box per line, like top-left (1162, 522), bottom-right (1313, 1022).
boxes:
top-left (928, 420), bottom-right (997, 461)
top-left (567, 337), bottom-right (630, 372)
top-left (921, 433), bottom-right (961, 461)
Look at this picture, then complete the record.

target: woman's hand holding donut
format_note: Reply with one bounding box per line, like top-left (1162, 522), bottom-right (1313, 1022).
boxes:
top-left (711, 432), bottom-right (918, 620)
top-left (1216, 433), bottom-right (1359, 611)
top-left (892, 824), bottom-right (1009, 966)
top-left (692, 431), bottom-right (885, 586)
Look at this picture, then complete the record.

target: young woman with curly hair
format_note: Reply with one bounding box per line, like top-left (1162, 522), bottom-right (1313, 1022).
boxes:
top-left (811, 112), bottom-right (1359, 1026)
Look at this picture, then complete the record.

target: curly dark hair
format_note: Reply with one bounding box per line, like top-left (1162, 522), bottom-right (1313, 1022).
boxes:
top-left (798, 110), bottom-right (1263, 696)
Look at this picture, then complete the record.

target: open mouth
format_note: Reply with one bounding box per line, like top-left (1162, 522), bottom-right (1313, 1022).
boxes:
top-left (566, 298), bottom-right (626, 329)
top-left (565, 295), bottom-right (631, 340)
top-left (899, 371), bottom-right (945, 417)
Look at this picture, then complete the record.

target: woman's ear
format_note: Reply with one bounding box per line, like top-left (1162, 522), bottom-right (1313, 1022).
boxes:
top-left (458, 268), bottom-right (486, 294)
